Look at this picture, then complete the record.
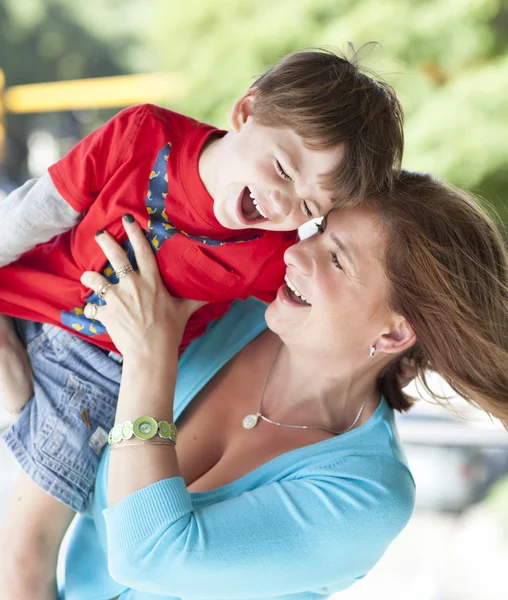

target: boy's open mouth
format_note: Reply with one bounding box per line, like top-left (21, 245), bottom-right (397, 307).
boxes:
top-left (238, 186), bottom-right (269, 224)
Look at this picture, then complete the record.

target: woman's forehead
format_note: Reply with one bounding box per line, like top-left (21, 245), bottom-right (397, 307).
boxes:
top-left (325, 205), bottom-right (380, 237)
top-left (324, 206), bottom-right (385, 266)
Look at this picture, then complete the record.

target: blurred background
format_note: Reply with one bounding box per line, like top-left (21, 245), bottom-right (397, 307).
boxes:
top-left (1, 0), bottom-right (508, 598)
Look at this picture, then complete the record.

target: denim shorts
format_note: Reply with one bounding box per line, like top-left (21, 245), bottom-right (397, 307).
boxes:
top-left (2, 319), bottom-right (122, 513)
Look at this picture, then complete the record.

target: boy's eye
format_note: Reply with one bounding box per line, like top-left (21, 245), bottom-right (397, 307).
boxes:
top-left (302, 201), bottom-right (312, 218)
top-left (275, 160), bottom-right (292, 182)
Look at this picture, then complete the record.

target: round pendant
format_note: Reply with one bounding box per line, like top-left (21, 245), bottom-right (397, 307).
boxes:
top-left (242, 414), bottom-right (259, 430)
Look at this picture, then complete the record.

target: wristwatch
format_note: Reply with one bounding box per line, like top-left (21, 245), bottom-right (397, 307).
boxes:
top-left (108, 416), bottom-right (177, 446)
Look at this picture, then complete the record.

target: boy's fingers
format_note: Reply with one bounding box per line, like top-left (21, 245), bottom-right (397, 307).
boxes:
top-left (122, 214), bottom-right (158, 278)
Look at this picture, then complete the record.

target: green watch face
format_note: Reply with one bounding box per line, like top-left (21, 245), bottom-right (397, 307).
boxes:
top-left (133, 416), bottom-right (158, 440)
top-left (108, 429), bottom-right (114, 445)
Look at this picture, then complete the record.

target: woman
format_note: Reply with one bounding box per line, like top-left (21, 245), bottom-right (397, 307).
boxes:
top-left (6, 171), bottom-right (508, 599)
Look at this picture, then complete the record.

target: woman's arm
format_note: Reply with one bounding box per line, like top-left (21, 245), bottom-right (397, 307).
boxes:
top-left (106, 353), bottom-right (182, 506)
top-left (81, 216), bottom-right (203, 506)
top-left (100, 454), bottom-right (414, 599)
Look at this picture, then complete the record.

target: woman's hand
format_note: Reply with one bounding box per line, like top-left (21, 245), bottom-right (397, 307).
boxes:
top-left (80, 214), bottom-right (206, 360)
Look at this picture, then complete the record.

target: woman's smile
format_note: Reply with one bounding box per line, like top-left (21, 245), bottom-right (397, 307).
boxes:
top-left (276, 281), bottom-right (312, 308)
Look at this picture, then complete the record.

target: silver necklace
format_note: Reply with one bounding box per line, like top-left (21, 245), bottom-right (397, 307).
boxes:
top-left (242, 342), bottom-right (369, 435)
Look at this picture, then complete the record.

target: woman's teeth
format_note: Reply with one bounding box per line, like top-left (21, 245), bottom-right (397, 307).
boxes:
top-left (284, 275), bottom-right (309, 304)
top-left (249, 192), bottom-right (268, 220)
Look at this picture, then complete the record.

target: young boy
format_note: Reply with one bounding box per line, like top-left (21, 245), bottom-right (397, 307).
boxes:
top-left (0, 48), bottom-right (403, 598)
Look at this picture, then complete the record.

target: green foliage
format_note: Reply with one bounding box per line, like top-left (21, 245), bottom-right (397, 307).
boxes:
top-left (0, 0), bottom-right (507, 218)
top-left (149, 0), bottom-right (508, 219)
top-left (0, 0), bottom-right (132, 86)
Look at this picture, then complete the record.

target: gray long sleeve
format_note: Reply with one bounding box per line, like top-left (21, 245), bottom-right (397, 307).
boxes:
top-left (0, 174), bottom-right (81, 267)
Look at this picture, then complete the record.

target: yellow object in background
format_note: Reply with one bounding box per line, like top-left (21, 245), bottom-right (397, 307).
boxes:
top-left (0, 70), bottom-right (187, 161)
top-left (2, 72), bottom-right (187, 113)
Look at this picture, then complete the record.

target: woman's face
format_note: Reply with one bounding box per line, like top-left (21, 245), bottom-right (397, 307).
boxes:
top-left (265, 206), bottom-right (399, 360)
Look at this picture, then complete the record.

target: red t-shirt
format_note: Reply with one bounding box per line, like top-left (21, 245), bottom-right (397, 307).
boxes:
top-left (0, 105), bottom-right (296, 353)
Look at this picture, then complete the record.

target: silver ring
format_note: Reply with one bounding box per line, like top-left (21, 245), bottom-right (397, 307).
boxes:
top-left (87, 304), bottom-right (98, 321)
top-left (115, 265), bottom-right (134, 280)
top-left (97, 282), bottom-right (113, 300)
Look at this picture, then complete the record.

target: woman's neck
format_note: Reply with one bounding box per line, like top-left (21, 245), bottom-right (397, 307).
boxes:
top-left (255, 331), bottom-right (381, 433)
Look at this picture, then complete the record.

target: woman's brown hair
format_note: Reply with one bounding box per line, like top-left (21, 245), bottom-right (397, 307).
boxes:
top-left (373, 171), bottom-right (508, 424)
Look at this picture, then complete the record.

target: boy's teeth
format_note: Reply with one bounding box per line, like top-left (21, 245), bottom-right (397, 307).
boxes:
top-left (253, 198), bottom-right (268, 219)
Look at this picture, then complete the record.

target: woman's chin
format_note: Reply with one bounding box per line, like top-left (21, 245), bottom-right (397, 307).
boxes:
top-left (265, 295), bottom-right (300, 337)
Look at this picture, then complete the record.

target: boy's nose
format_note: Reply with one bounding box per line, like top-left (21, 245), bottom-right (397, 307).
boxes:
top-left (268, 190), bottom-right (292, 221)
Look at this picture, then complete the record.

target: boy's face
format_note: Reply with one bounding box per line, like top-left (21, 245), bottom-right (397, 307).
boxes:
top-left (203, 90), bottom-right (343, 232)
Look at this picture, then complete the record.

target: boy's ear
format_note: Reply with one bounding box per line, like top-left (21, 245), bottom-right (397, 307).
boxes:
top-left (374, 315), bottom-right (416, 356)
top-left (230, 88), bottom-right (257, 132)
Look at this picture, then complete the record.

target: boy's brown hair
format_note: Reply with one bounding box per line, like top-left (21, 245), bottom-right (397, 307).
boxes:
top-left (250, 46), bottom-right (404, 202)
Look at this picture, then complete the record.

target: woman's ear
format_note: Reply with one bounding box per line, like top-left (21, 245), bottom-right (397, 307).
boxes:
top-left (374, 315), bottom-right (416, 356)
top-left (230, 88), bottom-right (257, 132)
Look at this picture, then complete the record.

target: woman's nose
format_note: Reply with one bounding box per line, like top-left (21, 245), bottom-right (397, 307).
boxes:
top-left (284, 238), bottom-right (313, 275)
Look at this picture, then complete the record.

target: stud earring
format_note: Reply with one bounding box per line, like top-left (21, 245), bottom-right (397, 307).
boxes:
top-left (369, 346), bottom-right (376, 357)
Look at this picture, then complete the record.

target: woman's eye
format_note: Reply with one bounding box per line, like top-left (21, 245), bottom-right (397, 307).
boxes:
top-left (303, 202), bottom-right (312, 218)
top-left (331, 252), bottom-right (343, 270)
top-left (275, 160), bottom-right (292, 182)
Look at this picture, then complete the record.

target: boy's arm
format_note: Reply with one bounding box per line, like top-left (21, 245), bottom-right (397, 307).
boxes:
top-left (0, 105), bottom-right (154, 267)
top-left (0, 174), bottom-right (81, 267)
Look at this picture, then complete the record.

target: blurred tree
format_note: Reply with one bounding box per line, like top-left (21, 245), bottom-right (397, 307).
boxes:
top-left (149, 0), bottom-right (508, 220)
top-left (1, 0), bottom-right (506, 220)
top-left (0, 0), bottom-right (143, 180)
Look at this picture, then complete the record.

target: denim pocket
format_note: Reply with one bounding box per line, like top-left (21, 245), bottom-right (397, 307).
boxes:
top-left (33, 373), bottom-right (117, 495)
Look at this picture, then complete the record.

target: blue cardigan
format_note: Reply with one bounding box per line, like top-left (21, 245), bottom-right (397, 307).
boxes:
top-left (61, 299), bottom-right (415, 600)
